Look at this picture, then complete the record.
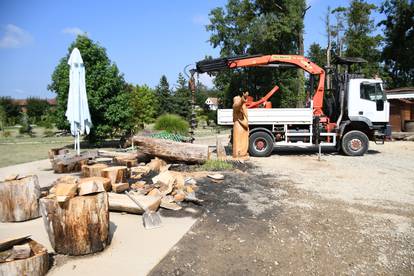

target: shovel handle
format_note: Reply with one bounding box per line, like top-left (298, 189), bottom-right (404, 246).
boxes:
top-left (124, 191), bottom-right (147, 212)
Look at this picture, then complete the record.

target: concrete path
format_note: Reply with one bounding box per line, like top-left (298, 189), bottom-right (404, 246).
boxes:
top-left (0, 159), bottom-right (199, 276)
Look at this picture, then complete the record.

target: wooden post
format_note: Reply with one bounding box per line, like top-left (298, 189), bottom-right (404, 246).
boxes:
top-left (39, 192), bottom-right (109, 255)
top-left (0, 239), bottom-right (49, 276)
top-left (0, 175), bottom-right (41, 222)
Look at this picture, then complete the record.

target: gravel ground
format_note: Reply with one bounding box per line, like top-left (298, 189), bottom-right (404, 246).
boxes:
top-left (150, 141), bottom-right (414, 275)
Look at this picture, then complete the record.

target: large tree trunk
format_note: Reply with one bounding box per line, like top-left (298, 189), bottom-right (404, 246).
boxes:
top-left (0, 239), bottom-right (49, 276)
top-left (52, 151), bottom-right (98, 173)
top-left (39, 192), bottom-right (109, 255)
top-left (132, 136), bottom-right (209, 164)
top-left (0, 175), bottom-right (41, 222)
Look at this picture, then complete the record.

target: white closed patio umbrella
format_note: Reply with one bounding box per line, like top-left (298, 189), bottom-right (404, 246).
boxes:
top-left (65, 47), bottom-right (92, 155)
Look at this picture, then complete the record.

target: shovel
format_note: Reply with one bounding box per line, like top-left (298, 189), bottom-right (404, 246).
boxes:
top-left (124, 191), bottom-right (162, 229)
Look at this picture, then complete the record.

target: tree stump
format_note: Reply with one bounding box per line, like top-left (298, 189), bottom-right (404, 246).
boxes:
top-left (0, 175), bottom-right (41, 222)
top-left (81, 163), bottom-right (108, 177)
top-left (0, 239), bottom-right (49, 276)
top-left (39, 192), bottom-right (109, 255)
top-left (101, 166), bottom-right (128, 185)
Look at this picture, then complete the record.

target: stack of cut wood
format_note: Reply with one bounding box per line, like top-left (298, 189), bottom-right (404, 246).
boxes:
top-left (123, 157), bottom-right (201, 212)
top-left (0, 236), bottom-right (48, 276)
top-left (40, 176), bottom-right (109, 255)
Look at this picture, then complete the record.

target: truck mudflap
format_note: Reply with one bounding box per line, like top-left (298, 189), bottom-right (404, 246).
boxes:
top-left (373, 124), bottom-right (391, 145)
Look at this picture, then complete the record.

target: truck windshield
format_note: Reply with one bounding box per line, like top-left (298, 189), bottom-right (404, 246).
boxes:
top-left (360, 83), bottom-right (385, 101)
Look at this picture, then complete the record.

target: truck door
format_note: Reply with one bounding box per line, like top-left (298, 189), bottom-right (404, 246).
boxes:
top-left (356, 82), bottom-right (389, 123)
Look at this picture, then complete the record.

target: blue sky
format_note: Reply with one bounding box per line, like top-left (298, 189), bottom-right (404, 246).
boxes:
top-left (0, 0), bottom-right (385, 98)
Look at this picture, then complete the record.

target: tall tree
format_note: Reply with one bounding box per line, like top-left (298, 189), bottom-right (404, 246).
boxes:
top-left (130, 84), bottom-right (158, 129)
top-left (207, 0), bottom-right (307, 108)
top-left (48, 35), bottom-right (132, 142)
top-left (307, 43), bottom-right (327, 67)
top-left (154, 75), bottom-right (172, 115)
top-left (173, 73), bottom-right (191, 120)
top-left (343, 0), bottom-right (382, 76)
top-left (380, 0), bottom-right (414, 87)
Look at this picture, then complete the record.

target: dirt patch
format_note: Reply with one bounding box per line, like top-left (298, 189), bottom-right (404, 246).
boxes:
top-left (149, 142), bottom-right (414, 275)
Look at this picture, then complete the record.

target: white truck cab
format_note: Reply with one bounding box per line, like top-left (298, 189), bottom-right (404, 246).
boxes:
top-left (348, 79), bottom-right (389, 124)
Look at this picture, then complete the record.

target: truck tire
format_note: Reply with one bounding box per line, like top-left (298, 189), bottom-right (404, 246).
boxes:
top-left (341, 130), bottom-right (369, 156)
top-left (249, 131), bottom-right (274, 157)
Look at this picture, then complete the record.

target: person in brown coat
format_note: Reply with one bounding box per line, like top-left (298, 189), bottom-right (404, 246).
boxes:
top-left (232, 92), bottom-right (249, 160)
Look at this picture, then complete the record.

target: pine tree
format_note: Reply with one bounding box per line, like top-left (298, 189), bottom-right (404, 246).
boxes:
top-left (155, 75), bottom-right (172, 115)
top-left (173, 73), bottom-right (191, 120)
top-left (380, 0), bottom-right (414, 87)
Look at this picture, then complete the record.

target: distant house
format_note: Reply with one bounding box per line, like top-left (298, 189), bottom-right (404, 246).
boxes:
top-left (205, 97), bottom-right (218, 111)
top-left (386, 87), bottom-right (414, 132)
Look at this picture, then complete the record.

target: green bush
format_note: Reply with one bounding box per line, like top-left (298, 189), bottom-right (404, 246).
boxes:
top-left (154, 114), bottom-right (189, 136)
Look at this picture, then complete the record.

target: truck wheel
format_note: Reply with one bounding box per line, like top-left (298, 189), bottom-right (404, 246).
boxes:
top-left (341, 130), bottom-right (369, 156)
top-left (249, 131), bottom-right (274, 157)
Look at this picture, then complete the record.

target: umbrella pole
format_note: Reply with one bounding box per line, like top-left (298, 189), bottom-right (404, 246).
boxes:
top-left (77, 131), bottom-right (81, 156)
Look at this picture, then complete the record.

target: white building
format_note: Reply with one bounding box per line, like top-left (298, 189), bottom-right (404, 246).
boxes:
top-left (205, 97), bottom-right (218, 110)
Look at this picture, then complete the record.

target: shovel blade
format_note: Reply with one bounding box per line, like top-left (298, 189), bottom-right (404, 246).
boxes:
top-left (142, 211), bottom-right (162, 230)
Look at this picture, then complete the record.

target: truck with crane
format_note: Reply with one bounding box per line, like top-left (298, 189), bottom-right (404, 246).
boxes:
top-left (194, 54), bottom-right (390, 157)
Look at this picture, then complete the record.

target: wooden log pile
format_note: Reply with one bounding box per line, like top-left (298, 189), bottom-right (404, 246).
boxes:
top-left (0, 236), bottom-right (49, 276)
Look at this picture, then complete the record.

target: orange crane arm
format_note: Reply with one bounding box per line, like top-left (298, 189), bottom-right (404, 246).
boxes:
top-left (227, 55), bottom-right (326, 116)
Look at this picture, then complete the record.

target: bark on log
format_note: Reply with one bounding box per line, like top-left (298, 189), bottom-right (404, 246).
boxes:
top-left (132, 136), bottom-right (209, 164)
top-left (101, 166), bottom-right (128, 185)
top-left (0, 175), bottom-right (41, 222)
top-left (52, 151), bottom-right (98, 173)
top-left (81, 163), bottom-right (108, 177)
top-left (0, 239), bottom-right (49, 276)
top-left (39, 192), bottom-right (109, 255)
top-left (108, 192), bottom-right (161, 214)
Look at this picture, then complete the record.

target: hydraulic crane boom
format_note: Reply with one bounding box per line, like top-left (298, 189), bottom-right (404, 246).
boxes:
top-left (196, 54), bottom-right (326, 116)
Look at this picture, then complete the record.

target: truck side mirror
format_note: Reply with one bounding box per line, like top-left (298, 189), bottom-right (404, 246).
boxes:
top-left (376, 99), bottom-right (384, 111)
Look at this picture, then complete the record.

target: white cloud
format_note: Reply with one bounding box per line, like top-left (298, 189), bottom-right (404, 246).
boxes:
top-left (0, 24), bottom-right (33, 48)
top-left (192, 14), bottom-right (209, 26)
top-left (198, 73), bottom-right (215, 88)
top-left (62, 27), bottom-right (86, 36)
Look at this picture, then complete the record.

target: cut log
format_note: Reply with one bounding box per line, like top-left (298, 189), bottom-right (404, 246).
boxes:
top-left (108, 193), bottom-right (161, 214)
top-left (132, 136), bottom-right (208, 164)
top-left (11, 244), bottom-right (31, 260)
top-left (54, 183), bottom-right (78, 203)
top-left (52, 151), bottom-right (98, 173)
top-left (0, 175), bottom-right (41, 222)
top-left (216, 139), bottom-right (227, 161)
top-left (81, 163), bottom-right (108, 178)
top-left (97, 150), bottom-right (137, 158)
top-left (111, 183), bottom-right (129, 193)
top-left (0, 239), bottom-right (48, 276)
top-left (101, 166), bottom-right (128, 185)
top-left (48, 147), bottom-right (69, 159)
top-left (0, 236), bottom-right (31, 252)
top-left (113, 156), bottom-right (137, 168)
top-left (40, 192), bottom-right (109, 255)
top-left (79, 177), bottom-right (111, 192)
top-left (78, 181), bottom-right (105, 196)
